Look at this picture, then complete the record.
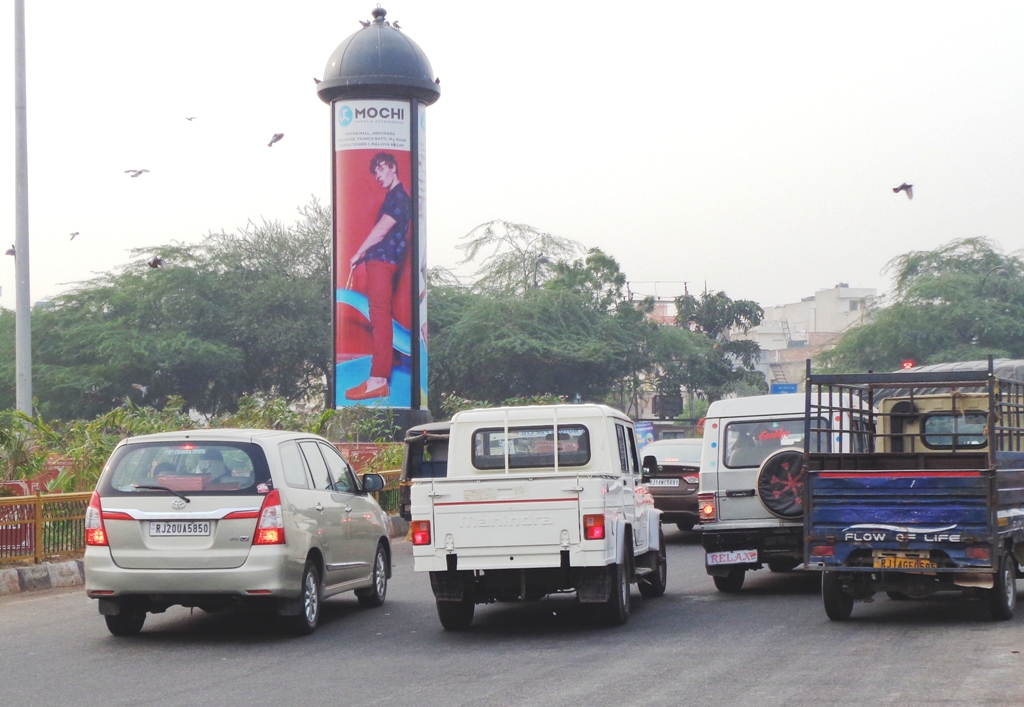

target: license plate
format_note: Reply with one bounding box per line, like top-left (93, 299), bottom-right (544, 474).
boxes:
top-left (149, 521), bottom-right (211, 536)
top-left (873, 556), bottom-right (936, 569)
top-left (707, 549), bottom-right (757, 566)
top-left (648, 479), bottom-right (680, 487)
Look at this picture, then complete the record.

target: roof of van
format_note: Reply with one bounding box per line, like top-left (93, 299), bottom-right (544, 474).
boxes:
top-left (705, 393), bottom-right (806, 419)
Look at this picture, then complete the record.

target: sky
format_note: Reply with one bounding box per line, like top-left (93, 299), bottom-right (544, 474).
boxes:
top-left (0, 1), bottom-right (1022, 311)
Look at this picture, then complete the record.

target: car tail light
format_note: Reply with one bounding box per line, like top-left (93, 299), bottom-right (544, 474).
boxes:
top-left (411, 520), bottom-right (431, 545)
top-left (697, 418), bottom-right (706, 436)
top-left (698, 493), bottom-right (716, 522)
top-left (966, 546), bottom-right (991, 560)
top-left (683, 475), bottom-right (699, 485)
top-left (810, 544), bottom-right (835, 557)
top-left (85, 491), bottom-right (107, 546)
top-left (583, 514), bottom-right (605, 540)
top-left (253, 489), bottom-right (285, 545)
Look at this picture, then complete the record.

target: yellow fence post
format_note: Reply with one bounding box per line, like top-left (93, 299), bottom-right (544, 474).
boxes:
top-left (34, 490), bottom-right (43, 564)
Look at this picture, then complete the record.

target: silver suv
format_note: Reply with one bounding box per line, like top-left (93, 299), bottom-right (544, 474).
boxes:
top-left (84, 429), bottom-right (392, 636)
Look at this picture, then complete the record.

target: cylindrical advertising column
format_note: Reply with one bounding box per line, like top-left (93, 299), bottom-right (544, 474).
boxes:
top-left (318, 7), bottom-right (439, 429)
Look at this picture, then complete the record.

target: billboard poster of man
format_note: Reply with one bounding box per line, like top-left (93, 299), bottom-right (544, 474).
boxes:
top-left (334, 99), bottom-right (416, 407)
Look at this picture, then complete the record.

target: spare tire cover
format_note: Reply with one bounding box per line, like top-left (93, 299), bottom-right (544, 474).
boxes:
top-left (756, 449), bottom-right (806, 519)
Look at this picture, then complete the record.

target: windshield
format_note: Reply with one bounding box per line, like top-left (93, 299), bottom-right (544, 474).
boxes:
top-left (99, 441), bottom-right (272, 496)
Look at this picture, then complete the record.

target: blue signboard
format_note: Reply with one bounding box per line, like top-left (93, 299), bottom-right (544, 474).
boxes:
top-left (634, 421), bottom-right (655, 450)
top-left (770, 383), bottom-right (799, 395)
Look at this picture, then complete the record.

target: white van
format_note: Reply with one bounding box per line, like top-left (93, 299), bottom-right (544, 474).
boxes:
top-left (697, 393), bottom-right (866, 592)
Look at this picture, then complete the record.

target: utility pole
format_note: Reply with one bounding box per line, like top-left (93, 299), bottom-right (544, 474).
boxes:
top-left (14, 0), bottom-right (32, 415)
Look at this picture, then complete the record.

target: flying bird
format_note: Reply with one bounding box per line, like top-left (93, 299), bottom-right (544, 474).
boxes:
top-left (69, 232), bottom-right (79, 240)
top-left (147, 256), bottom-right (165, 269)
top-left (186, 116), bottom-right (197, 121)
top-left (893, 182), bottom-right (913, 200)
top-left (131, 384), bottom-right (149, 399)
top-left (268, 133), bottom-right (284, 147)
top-left (313, 77), bottom-right (321, 84)
top-left (125, 169), bottom-right (149, 178)
top-left (359, 19), bottom-right (370, 27)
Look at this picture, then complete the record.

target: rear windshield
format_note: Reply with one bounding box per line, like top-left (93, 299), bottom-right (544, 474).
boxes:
top-left (99, 441), bottom-right (272, 496)
top-left (472, 425), bottom-right (590, 470)
top-left (646, 443), bottom-right (702, 464)
top-left (724, 418), bottom-right (825, 468)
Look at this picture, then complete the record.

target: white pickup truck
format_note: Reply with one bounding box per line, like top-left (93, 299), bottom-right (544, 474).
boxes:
top-left (410, 404), bottom-right (667, 629)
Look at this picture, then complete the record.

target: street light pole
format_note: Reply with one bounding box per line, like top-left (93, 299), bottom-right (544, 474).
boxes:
top-left (13, 0), bottom-right (32, 415)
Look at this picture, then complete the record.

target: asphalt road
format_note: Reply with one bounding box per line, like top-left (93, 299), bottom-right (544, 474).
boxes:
top-left (2, 530), bottom-right (1023, 707)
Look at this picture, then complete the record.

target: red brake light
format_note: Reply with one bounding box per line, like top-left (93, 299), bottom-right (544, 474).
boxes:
top-left (85, 491), bottom-right (108, 546)
top-left (810, 544), bottom-right (835, 557)
top-left (698, 493), bottom-right (716, 522)
top-left (583, 514), bottom-right (605, 540)
top-left (411, 520), bottom-right (431, 545)
top-left (683, 475), bottom-right (699, 485)
top-left (966, 546), bottom-right (991, 560)
top-left (697, 418), bottom-right (706, 436)
top-left (253, 489), bottom-right (285, 545)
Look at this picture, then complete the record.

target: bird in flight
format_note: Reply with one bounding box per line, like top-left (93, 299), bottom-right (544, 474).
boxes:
top-left (147, 256), bottom-right (165, 269)
top-left (69, 232), bottom-right (79, 240)
top-left (125, 169), bottom-right (149, 178)
top-left (131, 383), bottom-right (149, 399)
top-left (268, 133), bottom-right (284, 147)
top-left (893, 183), bottom-right (913, 200)
top-left (186, 116), bottom-right (197, 121)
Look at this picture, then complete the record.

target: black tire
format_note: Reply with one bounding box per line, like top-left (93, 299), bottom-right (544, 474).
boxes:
top-left (356, 543), bottom-right (388, 608)
top-left (822, 571), bottom-right (853, 620)
top-left (713, 568), bottom-right (745, 593)
top-left (436, 598), bottom-right (474, 631)
top-left (104, 601), bottom-right (146, 637)
top-left (676, 520), bottom-right (695, 532)
top-left (604, 560), bottom-right (631, 625)
top-left (638, 530), bottom-right (668, 598)
top-left (757, 449), bottom-right (807, 519)
top-left (987, 553), bottom-right (1017, 621)
top-left (886, 591), bottom-right (910, 601)
top-left (285, 561), bottom-right (321, 636)
top-left (768, 559), bottom-right (799, 573)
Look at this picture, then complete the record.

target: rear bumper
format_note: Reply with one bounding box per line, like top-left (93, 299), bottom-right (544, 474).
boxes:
top-left (702, 527), bottom-right (803, 574)
top-left (649, 493), bottom-right (698, 523)
top-left (83, 545), bottom-right (303, 598)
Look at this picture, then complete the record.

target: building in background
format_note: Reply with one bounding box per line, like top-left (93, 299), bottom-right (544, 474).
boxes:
top-left (735, 283), bottom-right (876, 388)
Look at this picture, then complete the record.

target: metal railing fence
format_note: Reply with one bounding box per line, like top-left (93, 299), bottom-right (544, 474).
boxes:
top-left (0, 492), bottom-right (91, 564)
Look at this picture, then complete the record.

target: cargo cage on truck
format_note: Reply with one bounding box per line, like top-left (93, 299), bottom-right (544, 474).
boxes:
top-left (802, 357), bottom-right (1024, 621)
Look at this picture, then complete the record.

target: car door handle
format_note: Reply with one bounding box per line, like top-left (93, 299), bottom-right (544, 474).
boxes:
top-left (315, 503), bottom-right (324, 512)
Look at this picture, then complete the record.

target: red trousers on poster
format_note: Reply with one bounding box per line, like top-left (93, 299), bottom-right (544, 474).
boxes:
top-left (364, 260), bottom-right (398, 379)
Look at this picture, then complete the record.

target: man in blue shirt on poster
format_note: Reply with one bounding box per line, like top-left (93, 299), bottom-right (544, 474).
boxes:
top-left (346, 152), bottom-right (411, 401)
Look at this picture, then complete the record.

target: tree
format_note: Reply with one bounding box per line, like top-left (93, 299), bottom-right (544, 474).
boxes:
top-left (671, 290), bottom-right (766, 403)
top-left (0, 200), bottom-right (333, 419)
top-left (820, 237), bottom-right (1024, 371)
top-left (457, 220), bottom-right (582, 295)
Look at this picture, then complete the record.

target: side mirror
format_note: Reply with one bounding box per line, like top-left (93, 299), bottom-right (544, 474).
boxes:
top-left (362, 473), bottom-right (385, 492)
top-left (641, 455), bottom-right (657, 483)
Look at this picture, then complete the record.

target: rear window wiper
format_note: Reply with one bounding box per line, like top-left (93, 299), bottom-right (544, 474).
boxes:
top-left (132, 484), bottom-right (191, 503)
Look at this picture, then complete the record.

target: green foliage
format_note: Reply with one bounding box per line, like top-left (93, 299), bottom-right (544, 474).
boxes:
top-left (457, 221), bottom-right (582, 294)
top-left (2, 199), bottom-right (332, 419)
top-left (821, 238), bottom-right (1024, 371)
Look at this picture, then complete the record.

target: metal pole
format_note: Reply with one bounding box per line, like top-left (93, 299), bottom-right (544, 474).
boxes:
top-left (14, 0), bottom-right (32, 415)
